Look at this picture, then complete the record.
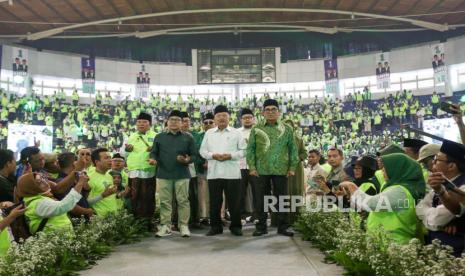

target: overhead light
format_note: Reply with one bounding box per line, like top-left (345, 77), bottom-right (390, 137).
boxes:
top-left (412, 21), bottom-right (448, 32)
top-left (8, 0), bottom-right (12, 6)
top-left (351, 13), bottom-right (355, 20)
top-left (27, 28), bottom-right (64, 40)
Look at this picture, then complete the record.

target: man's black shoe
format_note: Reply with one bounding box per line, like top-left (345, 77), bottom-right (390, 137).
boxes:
top-left (277, 229), bottom-right (294, 237)
top-left (206, 229), bottom-right (223, 236)
top-left (230, 228), bottom-right (243, 236)
top-left (252, 229), bottom-right (268, 236)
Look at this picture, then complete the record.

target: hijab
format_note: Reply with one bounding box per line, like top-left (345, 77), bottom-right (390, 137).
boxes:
top-left (16, 172), bottom-right (53, 198)
top-left (380, 153), bottom-right (426, 201)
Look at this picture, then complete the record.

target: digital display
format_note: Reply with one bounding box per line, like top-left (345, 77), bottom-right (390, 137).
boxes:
top-left (197, 48), bottom-right (276, 84)
top-left (7, 124), bottom-right (54, 161)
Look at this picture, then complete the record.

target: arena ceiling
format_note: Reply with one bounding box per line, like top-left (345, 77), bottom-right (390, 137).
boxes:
top-left (0, 0), bottom-right (464, 40)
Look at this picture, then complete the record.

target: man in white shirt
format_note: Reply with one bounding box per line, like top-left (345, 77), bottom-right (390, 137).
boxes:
top-left (237, 108), bottom-right (257, 221)
top-left (200, 105), bottom-right (247, 236)
top-left (416, 139), bottom-right (465, 257)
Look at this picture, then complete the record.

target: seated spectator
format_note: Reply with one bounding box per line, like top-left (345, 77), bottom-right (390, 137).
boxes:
top-left (16, 172), bottom-right (84, 234)
top-left (340, 153), bottom-right (426, 244)
top-left (416, 139), bottom-right (465, 257)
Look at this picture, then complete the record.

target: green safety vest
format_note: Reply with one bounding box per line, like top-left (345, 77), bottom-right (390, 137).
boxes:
top-left (24, 195), bottom-right (73, 234)
top-left (0, 217), bottom-right (11, 257)
top-left (88, 170), bottom-right (119, 216)
top-left (321, 163), bottom-right (332, 174)
top-left (431, 95), bottom-right (439, 104)
top-left (366, 185), bottom-right (418, 244)
top-left (375, 170), bottom-right (386, 189)
top-left (126, 130), bottom-right (157, 172)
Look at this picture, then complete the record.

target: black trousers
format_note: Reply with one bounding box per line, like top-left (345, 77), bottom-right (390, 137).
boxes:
top-left (240, 169), bottom-right (258, 217)
top-left (208, 179), bottom-right (242, 231)
top-left (255, 175), bottom-right (289, 232)
top-left (188, 177), bottom-right (199, 224)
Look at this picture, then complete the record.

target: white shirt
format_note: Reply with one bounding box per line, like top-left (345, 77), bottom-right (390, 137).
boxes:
top-left (200, 126), bottom-right (246, 180)
top-left (415, 184), bottom-right (465, 231)
top-left (237, 126), bottom-right (252, 170)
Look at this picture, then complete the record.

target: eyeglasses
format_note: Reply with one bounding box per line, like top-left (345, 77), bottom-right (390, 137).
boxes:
top-left (264, 108), bottom-right (278, 113)
top-left (203, 121), bottom-right (214, 125)
top-left (79, 152), bottom-right (91, 156)
top-left (433, 157), bottom-right (451, 164)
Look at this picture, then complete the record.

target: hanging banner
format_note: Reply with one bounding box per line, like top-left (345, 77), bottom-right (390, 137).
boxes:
top-left (81, 57), bottom-right (95, 94)
top-left (12, 47), bottom-right (29, 87)
top-left (375, 52), bottom-right (391, 89)
top-left (431, 43), bottom-right (446, 84)
top-left (135, 63), bottom-right (150, 99)
top-left (324, 59), bottom-right (339, 94)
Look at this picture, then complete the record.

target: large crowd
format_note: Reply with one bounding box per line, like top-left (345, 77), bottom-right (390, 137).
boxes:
top-left (0, 87), bottom-right (464, 264)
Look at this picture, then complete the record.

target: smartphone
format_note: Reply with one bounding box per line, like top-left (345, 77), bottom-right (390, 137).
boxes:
top-left (75, 171), bottom-right (81, 181)
top-left (442, 177), bottom-right (457, 191)
top-left (440, 102), bottom-right (460, 115)
top-left (2, 202), bottom-right (24, 217)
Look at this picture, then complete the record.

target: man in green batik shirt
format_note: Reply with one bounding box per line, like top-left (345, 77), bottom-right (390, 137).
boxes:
top-left (247, 99), bottom-right (298, 237)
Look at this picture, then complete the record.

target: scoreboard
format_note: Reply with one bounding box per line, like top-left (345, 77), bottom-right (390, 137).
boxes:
top-left (197, 48), bottom-right (276, 84)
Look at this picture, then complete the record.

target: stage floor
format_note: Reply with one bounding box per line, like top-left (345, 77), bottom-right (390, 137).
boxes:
top-left (80, 226), bottom-right (343, 276)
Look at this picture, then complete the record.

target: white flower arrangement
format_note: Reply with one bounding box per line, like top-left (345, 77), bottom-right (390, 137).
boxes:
top-left (295, 208), bottom-right (465, 275)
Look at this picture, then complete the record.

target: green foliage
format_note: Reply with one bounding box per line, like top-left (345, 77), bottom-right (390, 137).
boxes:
top-left (0, 210), bottom-right (148, 276)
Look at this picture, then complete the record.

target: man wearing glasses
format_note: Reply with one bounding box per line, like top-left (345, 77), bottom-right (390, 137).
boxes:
top-left (416, 139), bottom-right (465, 257)
top-left (247, 99), bottom-right (298, 237)
top-left (150, 110), bottom-right (196, 238)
